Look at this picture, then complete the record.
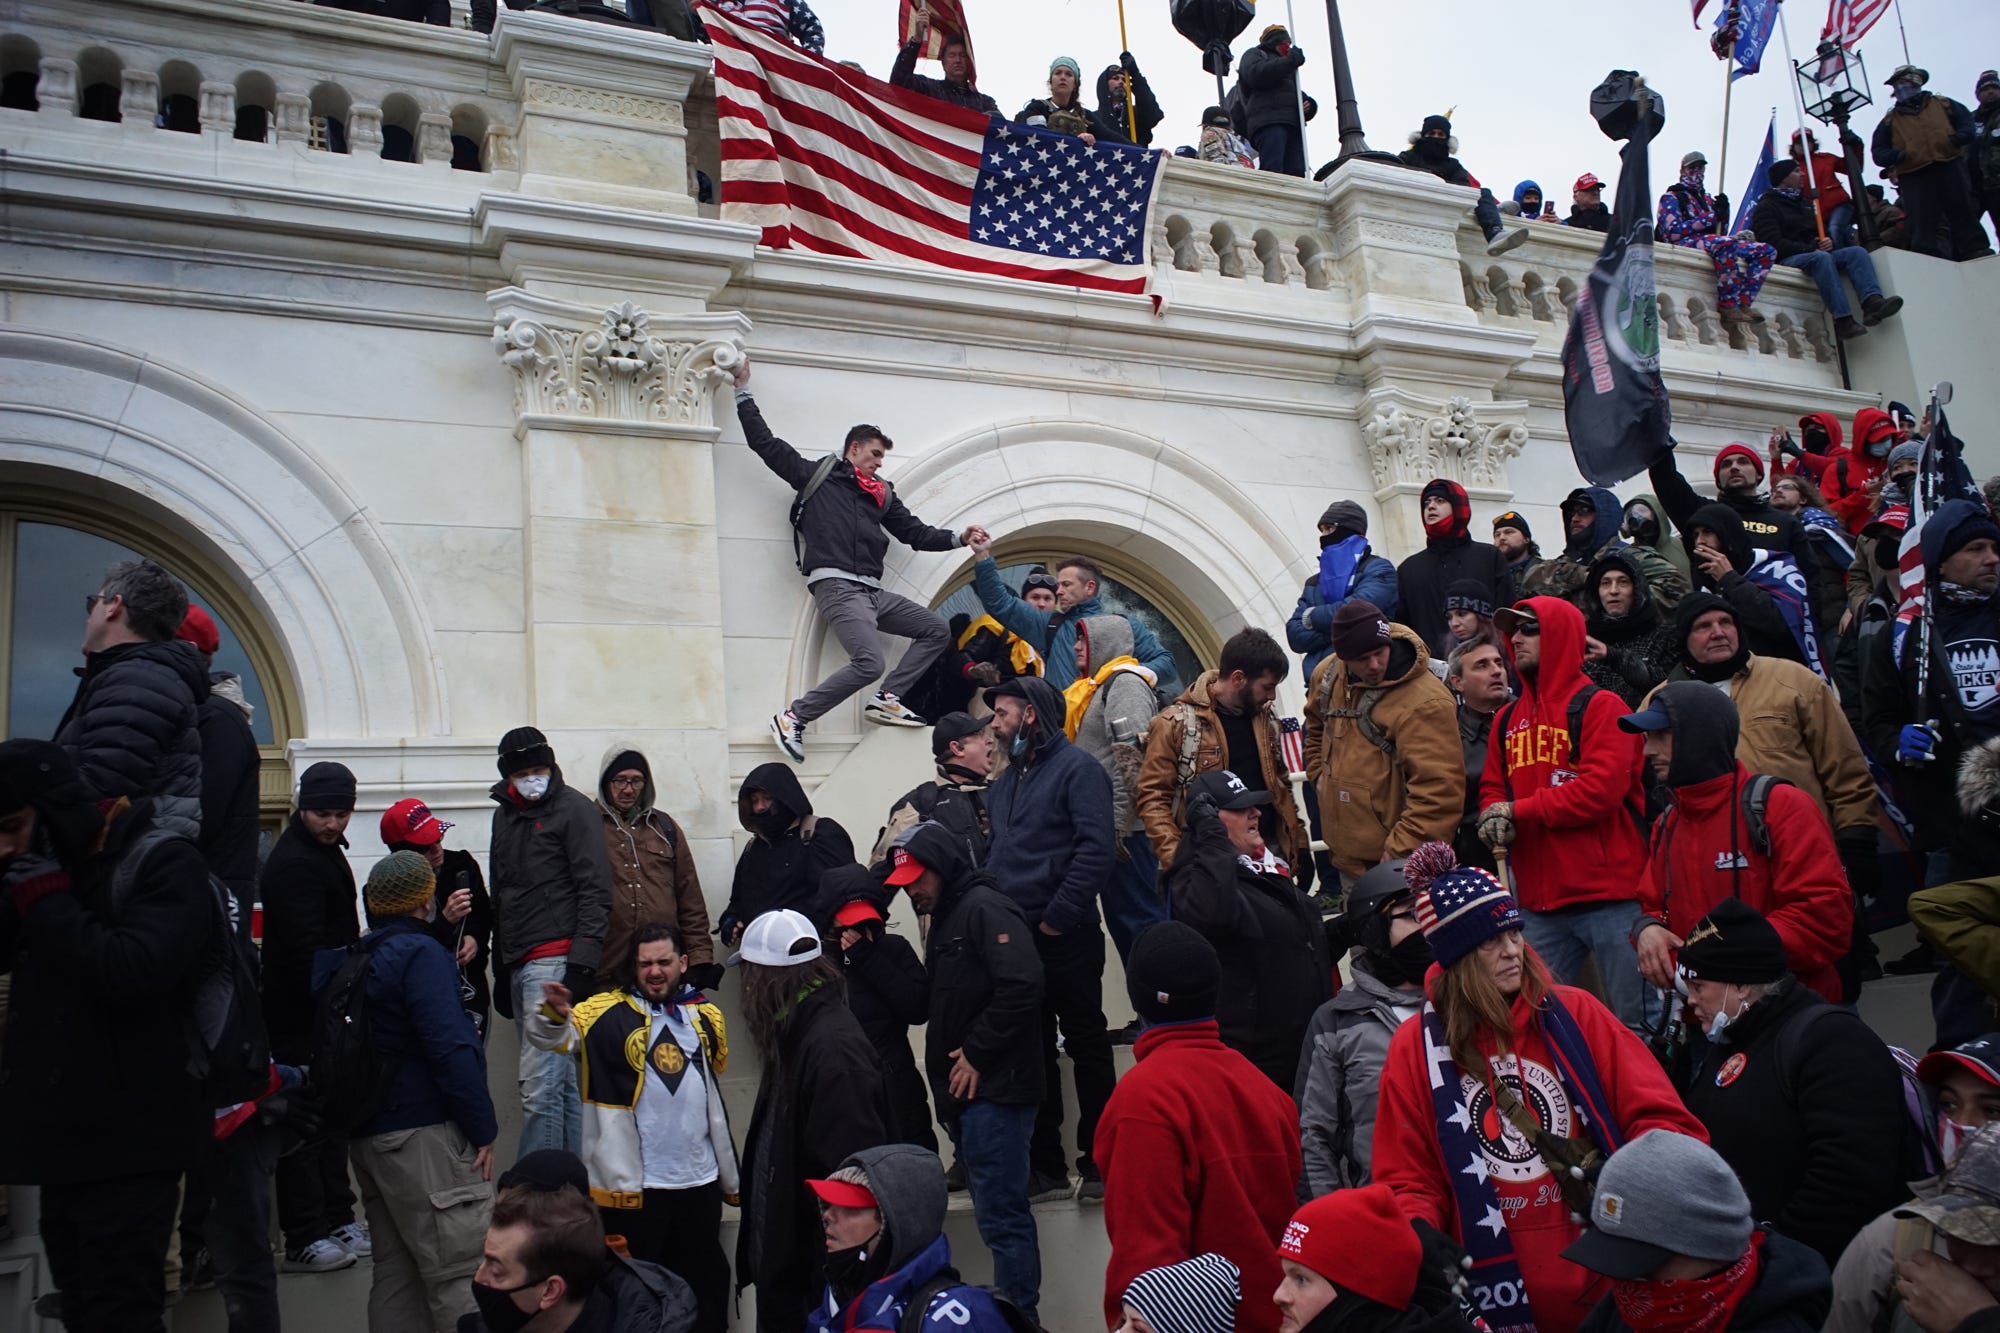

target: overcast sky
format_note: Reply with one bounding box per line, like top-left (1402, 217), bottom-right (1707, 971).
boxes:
top-left (814, 0), bottom-right (1999, 210)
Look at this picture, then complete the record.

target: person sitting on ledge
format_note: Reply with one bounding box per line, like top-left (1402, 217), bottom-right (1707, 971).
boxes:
top-left (1750, 158), bottom-right (1904, 343)
top-left (1658, 149), bottom-right (1774, 330)
top-left (1394, 113), bottom-right (1528, 257)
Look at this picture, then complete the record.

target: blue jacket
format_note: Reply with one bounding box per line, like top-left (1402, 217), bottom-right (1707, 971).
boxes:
top-left (970, 559), bottom-right (1172, 690)
top-left (1286, 552), bottom-right (1399, 682)
top-left (311, 917), bottom-right (497, 1146)
top-left (984, 677), bottom-right (1115, 934)
top-left (807, 1234), bottom-right (1016, 1333)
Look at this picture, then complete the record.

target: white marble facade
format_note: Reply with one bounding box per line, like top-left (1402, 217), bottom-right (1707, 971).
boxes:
top-left (2, 0), bottom-right (1965, 903)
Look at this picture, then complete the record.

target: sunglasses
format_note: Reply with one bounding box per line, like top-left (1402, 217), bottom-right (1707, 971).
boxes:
top-left (1512, 621), bottom-right (1542, 637)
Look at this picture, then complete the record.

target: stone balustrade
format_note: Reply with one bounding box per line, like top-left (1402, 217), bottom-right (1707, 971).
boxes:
top-left (1149, 158), bottom-right (1345, 293)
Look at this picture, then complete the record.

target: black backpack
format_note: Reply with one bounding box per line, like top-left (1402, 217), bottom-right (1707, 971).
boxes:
top-left (309, 932), bottom-right (399, 1134)
top-left (112, 826), bottom-right (271, 1108)
top-left (898, 1267), bottom-right (1040, 1333)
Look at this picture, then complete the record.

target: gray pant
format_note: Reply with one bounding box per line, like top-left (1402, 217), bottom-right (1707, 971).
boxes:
top-left (793, 578), bottom-right (948, 723)
top-left (349, 1123), bottom-right (493, 1333)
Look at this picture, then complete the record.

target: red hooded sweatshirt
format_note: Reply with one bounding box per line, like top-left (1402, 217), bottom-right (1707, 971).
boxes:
top-left (1480, 597), bottom-right (1649, 911)
top-left (1823, 407), bottom-right (1896, 534)
top-left (1637, 762), bottom-right (1853, 1001)
top-left (1781, 410), bottom-right (1845, 484)
top-left (1372, 981), bottom-right (1707, 1333)
top-left (1094, 1020), bottom-right (1301, 1333)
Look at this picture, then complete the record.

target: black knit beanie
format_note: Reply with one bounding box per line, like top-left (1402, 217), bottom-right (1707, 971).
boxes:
top-left (498, 726), bottom-right (556, 778)
top-left (1126, 922), bottom-right (1221, 1024)
top-left (298, 761), bottom-right (357, 812)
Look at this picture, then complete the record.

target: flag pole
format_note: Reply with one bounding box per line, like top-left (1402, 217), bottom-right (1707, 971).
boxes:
top-left (1286, 0), bottom-right (1308, 167)
top-left (1718, 33), bottom-right (1737, 211)
top-left (1893, 0), bottom-right (1912, 65)
top-left (1776, 4), bottom-right (1829, 242)
top-left (1115, 0), bottom-right (1137, 144)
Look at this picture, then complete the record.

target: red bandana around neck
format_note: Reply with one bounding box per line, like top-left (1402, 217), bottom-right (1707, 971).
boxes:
top-left (855, 473), bottom-right (888, 508)
top-left (1610, 1232), bottom-right (1764, 1333)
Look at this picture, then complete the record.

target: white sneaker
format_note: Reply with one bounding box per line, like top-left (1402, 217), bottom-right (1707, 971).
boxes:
top-left (281, 1238), bottom-right (358, 1273)
top-left (330, 1222), bottom-right (372, 1258)
top-left (771, 709), bottom-right (806, 762)
top-left (863, 692), bottom-right (928, 728)
top-left (1485, 226), bottom-right (1529, 257)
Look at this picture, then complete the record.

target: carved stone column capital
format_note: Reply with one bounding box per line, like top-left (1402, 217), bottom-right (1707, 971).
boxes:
top-left (1361, 393), bottom-right (1529, 499)
top-left (489, 288), bottom-right (750, 433)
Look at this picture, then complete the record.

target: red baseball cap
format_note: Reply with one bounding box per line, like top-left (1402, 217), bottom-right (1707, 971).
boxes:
top-left (177, 606), bottom-right (221, 656)
top-left (834, 900), bottom-right (884, 927)
top-left (884, 846), bottom-right (930, 887)
top-left (381, 797), bottom-right (453, 847)
top-left (806, 1177), bottom-right (878, 1209)
top-left (1918, 1037), bottom-right (2000, 1089)
top-left (1574, 172), bottom-right (1603, 192)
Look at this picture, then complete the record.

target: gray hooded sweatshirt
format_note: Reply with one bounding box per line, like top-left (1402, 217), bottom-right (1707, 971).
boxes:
top-left (1072, 613), bottom-right (1160, 837)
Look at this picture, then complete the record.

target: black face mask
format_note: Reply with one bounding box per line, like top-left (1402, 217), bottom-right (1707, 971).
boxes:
top-left (1379, 931), bottom-right (1435, 987)
top-left (747, 805), bottom-right (794, 840)
top-left (470, 1279), bottom-right (543, 1333)
top-left (1415, 137), bottom-right (1447, 161)
top-left (1875, 535), bottom-right (1903, 570)
top-left (823, 1240), bottom-right (891, 1306)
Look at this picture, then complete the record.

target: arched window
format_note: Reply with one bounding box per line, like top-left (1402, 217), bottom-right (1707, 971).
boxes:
top-left (934, 544), bottom-right (1209, 697)
top-left (0, 497), bottom-right (300, 834)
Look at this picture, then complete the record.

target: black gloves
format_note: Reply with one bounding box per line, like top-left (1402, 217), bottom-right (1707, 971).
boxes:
top-left (1119, 50), bottom-right (1137, 73)
top-left (562, 963), bottom-right (597, 1000)
top-left (1836, 826), bottom-right (1881, 903)
top-left (1186, 791), bottom-right (1221, 835)
top-left (686, 962), bottom-right (725, 994)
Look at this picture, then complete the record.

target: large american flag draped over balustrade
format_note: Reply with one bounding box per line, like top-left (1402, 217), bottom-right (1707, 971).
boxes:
top-left (704, 4), bottom-right (1167, 294)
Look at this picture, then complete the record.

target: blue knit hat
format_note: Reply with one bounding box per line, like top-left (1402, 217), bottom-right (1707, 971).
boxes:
top-left (1414, 865), bottom-right (1522, 968)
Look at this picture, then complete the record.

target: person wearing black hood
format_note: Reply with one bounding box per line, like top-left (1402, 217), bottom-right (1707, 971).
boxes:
top-left (722, 762), bottom-right (856, 945)
top-left (1682, 504), bottom-right (1809, 664)
top-left (805, 1146), bottom-right (1026, 1333)
top-left (1395, 112), bottom-right (1528, 257)
top-left (822, 865), bottom-right (936, 1155)
top-left (884, 821), bottom-right (1045, 1319)
top-left (1296, 860), bottom-right (1429, 1193)
top-left (57, 557), bottom-right (208, 841)
top-left (1095, 53), bottom-right (1163, 147)
top-left (490, 726), bottom-right (615, 1159)
top-left (1582, 550), bottom-right (1681, 706)
top-left (1524, 487), bottom-right (1689, 612)
top-left (983, 674), bottom-right (1116, 1201)
top-left (1395, 478), bottom-right (1513, 657)
top-left (0, 739), bottom-right (216, 1333)
top-left (262, 759), bottom-right (368, 1272)
top-left (1648, 443), bottom-right (1846, 635)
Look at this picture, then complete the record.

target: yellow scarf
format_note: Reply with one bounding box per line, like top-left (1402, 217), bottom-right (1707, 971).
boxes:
top-left (1063, 656), bottom-right (1155, 738)
top-left (956, 614), bottom-right (1046, 678)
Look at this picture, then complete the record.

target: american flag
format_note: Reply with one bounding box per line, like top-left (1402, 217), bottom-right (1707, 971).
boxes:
top-left (706, 5), bottom-right (1166, 293)
top-left (1821, 0), bottom-right (1895, 46)
top-left (897, 0), bottom-right (977, 85)
top-left (1690, 0), bottom-right (1713, 27)
top-left (1277, 715), bottom-right (1306, 778)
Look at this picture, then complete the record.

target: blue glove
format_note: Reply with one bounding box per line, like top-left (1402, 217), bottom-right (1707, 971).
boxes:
top-left (1898, 722), bottom-right (1938, 763)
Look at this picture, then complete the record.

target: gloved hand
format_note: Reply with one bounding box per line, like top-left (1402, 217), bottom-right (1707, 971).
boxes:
top-left (1119, 50), bottom-right (1137, 73)
top-left (1899, 722), bottom-right (1939, 764)
top-left (562, 963), bottom-right (597, 1000)
top-left (686, 962), bottom-right (725, 994)
top-left (1186, 791), bottom-right (1221, 834)
top-left (1477, 803), bottom-right (1517, 850)
top-left (491, 959), bottom-right (515, 1020)
top-left (1836, 827), bottom-right (1881, 902)
top-left (1, 823), bottom-right (70, 913)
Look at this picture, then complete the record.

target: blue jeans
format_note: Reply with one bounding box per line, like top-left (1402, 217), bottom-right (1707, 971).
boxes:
top-left (1101, 832), bottom-right (1166, 963)
top-left (515, 957), bottom-right (582, 1157)
top-left (1521, 901), bottom-right (1648, 1031)
top-left (953, 1100), bottom-right (1040, 1320)
top-left (1250, 123), bottom-right (1303, 177)
top-left (1828, 202), bottom-right (1857, 249)
top-left (1475, 188), bottom-right (1505, 241)
top-left (1780, 245), bottom-right (1881, 320)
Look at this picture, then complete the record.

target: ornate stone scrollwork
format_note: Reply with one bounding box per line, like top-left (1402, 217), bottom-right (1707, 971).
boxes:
top-left (1363, 395), bottom-right (1528, 492)
top-left (490, 295), bottom-right (748, 429)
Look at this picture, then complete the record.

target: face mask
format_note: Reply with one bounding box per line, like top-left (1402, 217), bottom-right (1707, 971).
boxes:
top-left (1383, 931), bottom-right (1436, 987)
top-left (471, 1279), bottom-right (543, 1333)
top-left (1009, 730), bottom-right (1031, 759)
top-left (1416, 138), bottom-right (1447, 161)
top-left (1941, 1114), bottom-right (1970, 1168)
top-left (512, 774), bottom-right (551, 803)
top-left (748, 806), bottom-right (792, 840)
top-left (1868, 437), bottom-right (1893, 459)
top-left (1876, 536), bottom-right (1904, 568)
top-left (822, 1241), bottom-right (874, 1288)
top-left (1894, 83), bottom-right (1923, 104)
top-left (1705, 991), bottom-right (1750, 1042)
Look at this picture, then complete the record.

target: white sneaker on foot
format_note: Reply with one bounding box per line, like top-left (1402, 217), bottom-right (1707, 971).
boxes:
top-left (771, 709), bottom-right (806, 762)
top-left (330, 1222), bottom-right (372, 1258)
top-left (1485, 226), bottom-right (1529, 257)
top-left (863, 692), bottom-right (927, 728)
top-left (281, 1239), bottom-right (358, 1273)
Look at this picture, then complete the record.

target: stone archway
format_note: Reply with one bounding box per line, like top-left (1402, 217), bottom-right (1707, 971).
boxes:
top-left (0, 324), bottom-right (447, 737)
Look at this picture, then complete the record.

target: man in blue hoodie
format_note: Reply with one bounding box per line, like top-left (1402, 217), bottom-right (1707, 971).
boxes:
top-left (967, 538), bottom-right (1173, 691)
top-left (983, 676), bottom-right (1118, 1202)
top-left (1287, 500), bottom-right (1399, 685)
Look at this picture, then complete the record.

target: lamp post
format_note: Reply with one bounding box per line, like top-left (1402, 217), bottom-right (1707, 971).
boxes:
top-left (1795, 38), bottom-right (1878, 247)
top-left (1316, 0), bottom-right (1402, 173)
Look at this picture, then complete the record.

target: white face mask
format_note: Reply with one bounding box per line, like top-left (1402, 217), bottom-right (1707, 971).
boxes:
top-left (1940, 1115), bottom-right (1970, 1168)
top-left (513, 774), bottom-right (551, 802)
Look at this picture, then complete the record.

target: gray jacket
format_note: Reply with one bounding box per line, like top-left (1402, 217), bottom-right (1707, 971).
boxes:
top-left (1294, 961), bottom-right (1423, 1195)
top-left (1071, 613), bottom-right (1158, 838)
top-left (488, 763), bottom-right (615, 972)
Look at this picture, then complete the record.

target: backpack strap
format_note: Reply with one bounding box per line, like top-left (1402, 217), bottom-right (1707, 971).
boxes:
top-left (899, 1269), bottom-right (965, 1333)
top-left (1493, 699), bottom-right (1521, 801)
top-left (1738, 774), bottom-right (1790, 859)
top-left (789, 454), bottom-right (842, 573)
top-left (1173, 701), bottom-right (1201, 814)
top-left (799, 814), bottom-right (818, 846)
top-left (1565, 684), bottom-right (1603, 769)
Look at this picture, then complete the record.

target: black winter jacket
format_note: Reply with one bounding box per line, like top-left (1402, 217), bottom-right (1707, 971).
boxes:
top-left (923, 860), bottom-right (1045, 1119)
top-left (1583, 550), bottom-right (1683, 705)
top-left (1750, 188), bottom-right (1828, 262)
top-left (983, 677), bottom-right (1115, 934)
top-left (1565, 203), bottom-right (1612, 232)
top-left (840, 925), bottom-right (928, 1057)
top-left (1093, 62), bottom-right (1163, 147)
top-left (736, 984), bottom-right (888, 1306)
top-left (427, 846), bottom-right (494, 1034)
top-left (726, 762), bottom-right (855, 936)
top-left (1165, 814), bottom-right (1332, 1090)
top-left (194, 679), bottom-right (261, 928)
top-left (1396, 536), bottom-right (1515, 658)
top-left (1682, 982), bottom-right (1915, 1268)
top-left (1454, 703), bottom-right (1499, 875)
top-left (737, 394), bottom-right (961, 580)
top-left (1648, 450), bottom-right (1846, 632)
top-left (0, 799), bottom-right (213, 1184)
top-left (54, 638), bottom-right (207, 841)
top-left (888, 40), bottom-right (1001, 116)
top-left (1577, 1228), bottom-right (1830, 1333)
top-left (1235, 41), bottom-right (1306, 136)
top-left (1681, 503), bottom-right (1809, 666)
top-left (458, 1254), bottom-right (699, 1333)
top-left (260, 811), bottom-right (360, 1049)
top-left (489, 764), bottom-right (614, 973)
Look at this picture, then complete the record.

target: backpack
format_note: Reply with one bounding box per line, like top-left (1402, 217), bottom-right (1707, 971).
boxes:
top-left (1771, 1002), bottom-right (1939, 1179)
top-left (1650, 775), bottom-right (1791, 917)
top-left (1495, 683), bottom-right (1652, 835)
top-left (790, 454), bottom-right (893, 574)
top-left (112, 825), bottom-right (271, 1108)
top-left (898, 1266), bottom-right (1041, 1333)
top-left (309, 932), bottom-right (400, 1135)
